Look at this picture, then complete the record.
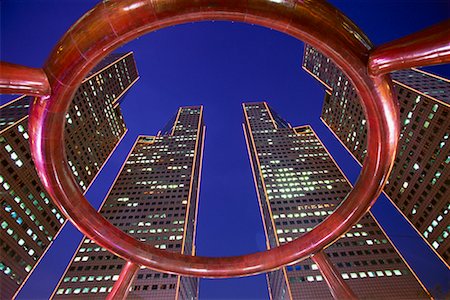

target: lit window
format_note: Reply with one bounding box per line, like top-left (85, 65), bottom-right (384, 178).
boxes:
top-left (432, 241), bottom-right (439, 249)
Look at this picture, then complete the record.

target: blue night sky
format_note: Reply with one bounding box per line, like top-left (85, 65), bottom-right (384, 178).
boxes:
top-left (1, 1), bottom-right (449, 299)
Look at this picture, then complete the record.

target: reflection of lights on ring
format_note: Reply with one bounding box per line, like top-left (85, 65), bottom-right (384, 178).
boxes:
top-left (123, 2), bottom-right (144, 12)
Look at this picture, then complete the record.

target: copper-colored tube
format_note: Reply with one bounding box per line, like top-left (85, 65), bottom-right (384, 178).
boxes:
top-left (369, 20), bottom-right (450, 76)
top-left (0, 61), bottom-right (50, 97)
top-left (106, 261), bottom-right (140, 300)
top-left (312, 251), bottom-right (357, 300)
top-left (26, 0), bottom-right (398, 279)
top-left (0, 0), bottom-right (446, 299)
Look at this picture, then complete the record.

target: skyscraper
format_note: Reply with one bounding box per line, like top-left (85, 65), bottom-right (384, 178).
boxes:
top-left (243, 102), bottom-right (429, 299)
top-left (302, 44), bottom-right (450, 265)
top-left (0, 52), bottom-right (139, 299)
top-left (52, 106), bottom-right (204, 300)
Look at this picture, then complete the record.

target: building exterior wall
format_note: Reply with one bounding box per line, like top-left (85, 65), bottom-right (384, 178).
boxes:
top-left (243, 102), bottom-right (429, 299)
top-left (53, 106), bottom-right (204, 300)
top-left (0, 52), bottom-right (138, 299)
top-left (303, 44), bottom-right (450, 265)
top-left (0, 96), bottom-right (31, 132)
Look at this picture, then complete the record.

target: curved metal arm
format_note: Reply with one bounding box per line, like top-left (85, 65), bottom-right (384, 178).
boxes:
top-left (27, 0), bottom-right (398, 280)
top-left (0, 61), bottom-right (50, 97)
top-left (369, 20), bottom-right (450, 76)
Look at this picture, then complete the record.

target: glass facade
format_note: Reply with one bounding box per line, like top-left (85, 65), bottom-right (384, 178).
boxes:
top-left (53, 106), bottom-right (204, 300)
top-left (303, 44), bottom-right (450, 265)
top-left (243, 102), bottom-right (429, 299)
top-left (0, 52), bottom-right (139, 299)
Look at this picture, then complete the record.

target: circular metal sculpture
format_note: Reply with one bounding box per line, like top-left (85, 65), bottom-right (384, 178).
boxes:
top-left (0, 0), bottom-right (448, 299)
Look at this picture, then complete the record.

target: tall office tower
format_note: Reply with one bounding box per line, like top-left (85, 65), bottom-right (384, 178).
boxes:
top-left (302, 44), bottom-right (450, 265)
top-left (0, 52), bottom-right (139, 299)
top-left (52, 106), bottom-right (204, 300)
top-left (243, 102), bottom-right (429, 299)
